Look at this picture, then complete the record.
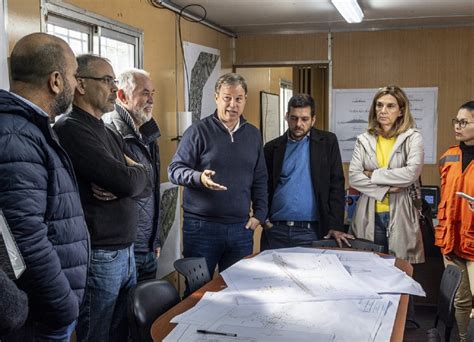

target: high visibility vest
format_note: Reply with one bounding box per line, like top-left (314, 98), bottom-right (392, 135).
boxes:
top-left (435, 145), bottom-right (474, 260)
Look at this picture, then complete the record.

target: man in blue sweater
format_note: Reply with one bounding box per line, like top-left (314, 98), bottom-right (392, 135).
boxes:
top-left (261, 94), bottom-right (354, 250)
top-left (168, 73), bottom-right (267, 275)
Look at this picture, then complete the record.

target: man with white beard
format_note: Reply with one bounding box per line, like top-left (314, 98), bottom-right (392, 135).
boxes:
top-left (103, 69), bottom-right (162, 282)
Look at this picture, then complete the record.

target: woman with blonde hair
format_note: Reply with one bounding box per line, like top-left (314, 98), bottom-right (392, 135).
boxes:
top-left (349, 85), bottom-right (425, 263)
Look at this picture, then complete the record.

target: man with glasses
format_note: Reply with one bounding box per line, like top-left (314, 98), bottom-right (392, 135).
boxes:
top-left (168, 73), bottom-right (267, 278)
top-left (54, 54), bottom-right (151, 342)
top-left (103, 69), bottom-right (162, 283)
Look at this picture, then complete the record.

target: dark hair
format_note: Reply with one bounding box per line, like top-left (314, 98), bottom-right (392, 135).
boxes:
top-left (76, 54), bottom-right (110, 76)
top-left (287, 93), bottom-right (316, 117)
top-left (10, 43), bottom-right (67, 85)
top-left (214, 73), bottom-right (248, 95)
top-left (459, 101), bottom-right (474, 112)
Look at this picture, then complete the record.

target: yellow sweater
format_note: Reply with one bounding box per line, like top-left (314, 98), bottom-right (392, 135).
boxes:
top-left (375, 135), bottom-right (396, 212)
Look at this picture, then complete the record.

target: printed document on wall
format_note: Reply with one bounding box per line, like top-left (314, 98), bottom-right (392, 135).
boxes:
top-left (331, 87), bottom-right (438, 164)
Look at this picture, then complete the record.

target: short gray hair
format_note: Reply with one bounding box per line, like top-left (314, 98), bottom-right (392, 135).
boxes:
top-left (214, 73), bottom-right (248, 95)
top-left (117, 68), bottom-right (150, 96)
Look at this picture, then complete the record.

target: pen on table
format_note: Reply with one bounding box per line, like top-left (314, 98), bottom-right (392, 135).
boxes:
top-left (196, 329), bottom-right (238, 337)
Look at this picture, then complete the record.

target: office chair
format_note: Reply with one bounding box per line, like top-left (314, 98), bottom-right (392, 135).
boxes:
top-left (312, 238), bottom-right (385, 253)
top-left (174, 257), bottom-right (211, 296)
top-left (127, 279), bottom-right (180, 342)
top-left (431, 264), bottom-right (462, 342)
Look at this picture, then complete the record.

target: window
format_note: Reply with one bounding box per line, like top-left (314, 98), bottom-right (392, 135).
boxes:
top-left (279, 80), bottom-right (293, 134)
top-left (42, 0), bottom-right (143, 74)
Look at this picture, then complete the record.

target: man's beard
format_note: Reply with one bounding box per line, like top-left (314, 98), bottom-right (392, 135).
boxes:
top-left (132, 105), bottom-right (153, 126)
top-left (51, 81), bottom-right (74, 120)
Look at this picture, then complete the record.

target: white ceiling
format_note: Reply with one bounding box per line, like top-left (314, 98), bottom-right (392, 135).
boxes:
top-left (168, 0), bottom-right (474, 35)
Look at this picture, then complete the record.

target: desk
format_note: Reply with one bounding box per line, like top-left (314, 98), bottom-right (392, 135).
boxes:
top-left (151, 256), bottom-right (412, 341)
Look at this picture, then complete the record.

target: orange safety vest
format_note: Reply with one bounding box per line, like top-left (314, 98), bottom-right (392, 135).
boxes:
top-left (435, 145), bottom-right (474, 260)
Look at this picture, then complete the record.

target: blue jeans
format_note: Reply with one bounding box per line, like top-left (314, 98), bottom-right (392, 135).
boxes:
top-left (183, 218), bottom-right (253, 275)
top-left (374, 212), bottom-right (390, 254)
top-left (135, 251), bottom-right (157, 282)
top-left (35, 321), bottom-right (77, 342)
top-left (263, 222), bottom-right (318, 250)
top-left (76, 246), bottom-right (136, 342)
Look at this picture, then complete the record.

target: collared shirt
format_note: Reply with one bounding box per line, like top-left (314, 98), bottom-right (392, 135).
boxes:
top-left (270, 134), bottom-right (318, 222)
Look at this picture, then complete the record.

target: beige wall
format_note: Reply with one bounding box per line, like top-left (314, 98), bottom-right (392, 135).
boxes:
top-left (236, 66), bottom-right (292, 127)
top-left (236, 28), bottom-right (474, 187)
top-left (7, 0), bottom-right (233, 182)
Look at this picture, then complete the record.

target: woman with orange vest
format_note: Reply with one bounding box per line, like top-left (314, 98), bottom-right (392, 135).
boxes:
top-left (435, 101), bottom-right (474, 342)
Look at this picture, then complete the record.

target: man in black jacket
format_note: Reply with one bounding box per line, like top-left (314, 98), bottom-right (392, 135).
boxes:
top-left (261, 93), bottom-right (354, 250)
top-left (54, 55), bottom-right (151, 342)
top-left (103, 68), bottom-right (161, 282)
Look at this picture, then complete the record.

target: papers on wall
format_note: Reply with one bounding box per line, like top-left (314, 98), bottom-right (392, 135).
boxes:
top-left (155, 182), bottom-right (181, 279)
top-left (164, 248), bottom-right (425, 341)
top-left (183, 41), bottom-right (220, 122)
top-left (331, 87), bottom-right (438, 164)
top-left (0, 0), bottom-right (9, 90)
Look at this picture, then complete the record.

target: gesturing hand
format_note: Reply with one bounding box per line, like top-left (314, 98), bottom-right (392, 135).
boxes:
top-left (200, 170), bottom-right (227, 190)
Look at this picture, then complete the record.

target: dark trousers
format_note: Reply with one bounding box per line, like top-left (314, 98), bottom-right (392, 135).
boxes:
top-left (261, 222), bottom-right (318, 251)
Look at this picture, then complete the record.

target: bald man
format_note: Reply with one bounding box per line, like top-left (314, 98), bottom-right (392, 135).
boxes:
top-left (0, 33), bottom-right (89, 341)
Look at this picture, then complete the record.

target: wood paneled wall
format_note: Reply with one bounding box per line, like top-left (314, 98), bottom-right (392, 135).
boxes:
top-left (236, 33), bottom-right (328, 64)
top-left (236, 67), bottom-right (292, 128)
top-left (236, 27), bottom-right (474, 187)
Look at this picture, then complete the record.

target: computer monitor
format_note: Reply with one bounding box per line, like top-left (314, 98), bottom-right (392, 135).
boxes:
top-left (421, 186), bottom-right (440, 214)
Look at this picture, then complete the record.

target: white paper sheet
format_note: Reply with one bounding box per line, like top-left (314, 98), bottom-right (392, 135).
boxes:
top-left (221, 252), bottom-right (380, 304)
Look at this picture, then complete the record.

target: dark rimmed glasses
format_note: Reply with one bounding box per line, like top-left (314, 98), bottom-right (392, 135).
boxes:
top-left (77, 75), bottom-right (118, 87)
top-left (452, 118), bottom-right (474, 129)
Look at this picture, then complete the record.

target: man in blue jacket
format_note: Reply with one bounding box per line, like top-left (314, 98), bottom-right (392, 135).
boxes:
top-left (0, 33), bottom-right (89, 341)
top-left (103, 68), bottom-right (161, 282)
top-left (168, 73), bottom-right (267, 276)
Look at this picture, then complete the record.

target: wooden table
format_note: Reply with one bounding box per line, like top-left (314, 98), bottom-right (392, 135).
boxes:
top-left (151, 255), bottom-right (412, 342)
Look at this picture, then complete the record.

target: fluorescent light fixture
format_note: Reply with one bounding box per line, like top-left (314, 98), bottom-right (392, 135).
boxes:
top-left (331, 0), bottom-right (364, 23)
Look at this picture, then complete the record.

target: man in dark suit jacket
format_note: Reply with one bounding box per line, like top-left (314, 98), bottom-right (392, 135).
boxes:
top-left (261, 93), bottom-right (354, 250)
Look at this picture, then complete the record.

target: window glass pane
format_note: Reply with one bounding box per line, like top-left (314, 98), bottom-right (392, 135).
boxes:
top-left (46, 23), bottom-right (89, 56)
top-left (279, 83), bottom-right (293, 134)
top-left (100, 36), bottom-right (135, 75)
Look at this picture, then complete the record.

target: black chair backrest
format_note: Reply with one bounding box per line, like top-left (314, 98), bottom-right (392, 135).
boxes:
top-left (312, 238), bottom-right (385, 253)
top-left (128, 279), bottom-right (180, 342)
top-left (174, 257), bottom-right (211, 294)
top-left (312, 239), bottom-right (338, 248)
top-left (434, 264), bottom-right (462, 342)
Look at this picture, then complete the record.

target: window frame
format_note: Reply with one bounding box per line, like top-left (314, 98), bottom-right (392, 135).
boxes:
top-left (41, 0), bottom-right (143, 68)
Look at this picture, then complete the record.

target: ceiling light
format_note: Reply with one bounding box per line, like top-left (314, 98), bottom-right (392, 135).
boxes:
top-left (331, 0), bottom-right (364, 23)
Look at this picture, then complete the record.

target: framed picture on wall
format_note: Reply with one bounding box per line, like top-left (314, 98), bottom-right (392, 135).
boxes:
top-left (260, 91), bottom-right (280, 144)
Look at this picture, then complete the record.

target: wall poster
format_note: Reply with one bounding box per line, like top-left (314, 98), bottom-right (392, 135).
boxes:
top-left (331, 87), bottom-right (438, 164)
top-left (183, 41), bottom-right (220, 123)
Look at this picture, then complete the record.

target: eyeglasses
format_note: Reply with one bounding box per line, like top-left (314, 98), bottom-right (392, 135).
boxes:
top-left (77, 75), bottom-right (118, 87)
top-left (452, 118), bottom-right (474, 129)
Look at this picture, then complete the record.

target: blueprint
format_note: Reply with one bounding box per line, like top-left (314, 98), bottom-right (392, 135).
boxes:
top-left (221, 252), bottom-right (380, 304)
